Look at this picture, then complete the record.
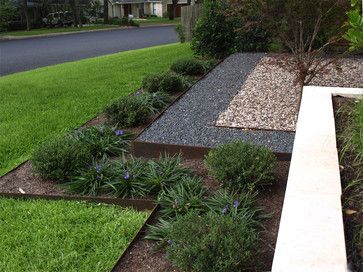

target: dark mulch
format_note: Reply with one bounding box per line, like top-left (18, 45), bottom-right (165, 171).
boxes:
top-left (119, 160), bottom-right (290, 272)
top-left (334, 96), bottom-right (363, 271)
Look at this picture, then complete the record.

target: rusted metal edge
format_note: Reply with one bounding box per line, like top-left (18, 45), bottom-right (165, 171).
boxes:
top-left (133, 140), bottom-right (292, 161)
top-left (111, 205), bottom-right (160, 272)
top-left (0, 192), bottom-right (156, 211)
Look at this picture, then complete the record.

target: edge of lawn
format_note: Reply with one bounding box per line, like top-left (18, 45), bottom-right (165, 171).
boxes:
top-left (0, 42), bottom-right (192, 177)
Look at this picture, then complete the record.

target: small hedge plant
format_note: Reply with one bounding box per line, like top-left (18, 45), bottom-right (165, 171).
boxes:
top-left (142, 71), bottom-right (190, 93)
top-left (170, 58), bottom-right (206, 76)
top-left (204, 140), bottom-right (276, 192)
top-left (104, 92), bottom-right (171, 127)
top-left (166, 211), bottom-right (259, 272)
top-left (32, 125), bottom-right (131, 181)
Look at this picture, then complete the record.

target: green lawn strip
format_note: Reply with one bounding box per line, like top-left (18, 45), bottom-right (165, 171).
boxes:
top-left (0, 198), bottom-right (149, 272)
top-left (135, 17), bottom-right (180, 25)
top-left (0, 25), bottom-right (120, 37)
top-left (0, 43), bottom-right (193, 176)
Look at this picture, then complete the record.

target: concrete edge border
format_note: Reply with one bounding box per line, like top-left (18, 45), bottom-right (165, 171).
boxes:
top-left (272, 86), bottom-right (363, 272)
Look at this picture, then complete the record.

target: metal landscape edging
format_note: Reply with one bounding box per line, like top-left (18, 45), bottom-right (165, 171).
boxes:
top-left (132, 140), bottom-right (292, 161)
top-left (0, 192), bottom-right (159, 272)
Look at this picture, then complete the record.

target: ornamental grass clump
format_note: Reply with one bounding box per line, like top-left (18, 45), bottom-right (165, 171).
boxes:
top-left (166, 211), bottom-right (259, 272)
top-left (204, 140), bottom-right (276, 192)
top-left (32, 125), bottom-right (131, 182)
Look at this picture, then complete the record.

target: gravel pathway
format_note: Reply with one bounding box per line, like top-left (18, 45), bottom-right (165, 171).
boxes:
top-left (137, 53), bottom-right (295, 153)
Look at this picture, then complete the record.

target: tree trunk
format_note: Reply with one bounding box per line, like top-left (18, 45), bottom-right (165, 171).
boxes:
top-left (104, 0), bottom-right (109, 23)
top-left (23, 0), bottom-right (31, 31)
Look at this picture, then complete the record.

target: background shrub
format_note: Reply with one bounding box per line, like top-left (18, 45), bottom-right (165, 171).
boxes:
top-left (191, 0), bottom-right (239, 58)
top-left (142, 71), bottom-right (190, 93)
top-left (32, 136), bottom-right (91, 181)
top-left (170, 58), bottom-right (206, 76)
top-left (175, 24), bottom-right (186, 43)
top-left (104, 95), bottom-right (151, 127)
top-left (144, 92), bottom-right (172, 114)
top-left (204, 140), bottom-right (276, 192)
top-left (166, 211), bottom-right (259, 272)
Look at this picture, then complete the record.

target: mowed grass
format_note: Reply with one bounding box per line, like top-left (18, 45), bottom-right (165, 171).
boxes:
top-left (0, 198), bottom-right (149, 272)
top-left (0, 25), bottom-right (119, 37)
top-left (0, 43), bottom-right (193, 176)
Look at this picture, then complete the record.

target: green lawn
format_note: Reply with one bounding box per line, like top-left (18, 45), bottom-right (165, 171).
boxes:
top-left (135, 17), bottom-right (180, 25)
top-left (0, 198), bottom-right (149, 272)
top-left (0, 43), bottom-right (193, 176)
top-left (0, 25), bottom-right (119, 37)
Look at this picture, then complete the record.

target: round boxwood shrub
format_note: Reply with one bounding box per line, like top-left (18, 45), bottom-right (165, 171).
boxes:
top-left (32, 136), bottom-right (91, 181)
top-left (204, 140), bottom-right (276, 191)
top-left (170, 58), bottom-right (206, 76)
top-left (142, 71), bottom-right (189, 93)
top-left (166, 211), bottom-right (259, 272)
top-left (104, 95), bottom-right (151, 127)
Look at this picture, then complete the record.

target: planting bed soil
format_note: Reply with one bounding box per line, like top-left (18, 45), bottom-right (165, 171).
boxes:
top-left (217, 55), bottom-right (363, 132)
top-left (0, 197), bottom-right (150, 272)
top-left (119, 160), bottom-right (290, 272)
top-left (136, 53), bottom-right (295, 154)
top-left (334, 96), bottom-right (363, 271)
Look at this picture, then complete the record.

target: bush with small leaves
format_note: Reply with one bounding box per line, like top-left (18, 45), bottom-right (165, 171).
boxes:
top-left (170, 58), bottom-right (206, 76)
top-left (144, 92), bottom-right (172, 114)
top-left (166, 211), bottom-right (259, 272)
top-left (32, 136), bottom-right (91, 181)
top-left (157, 176), bottom-right (206, 219)
top-left (204, 140), bottom-right (276, 192)
top-left (142, 71), bottom-right (190, 93)
top-left (104, 95), bottom-right (151, 127)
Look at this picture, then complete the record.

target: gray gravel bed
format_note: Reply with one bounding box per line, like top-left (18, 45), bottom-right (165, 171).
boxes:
top-left (137, 53), bottom-right (295, 153)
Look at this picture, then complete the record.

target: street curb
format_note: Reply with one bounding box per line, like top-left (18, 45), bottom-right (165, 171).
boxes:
top-left (0, 24), bottom-right (176, 41)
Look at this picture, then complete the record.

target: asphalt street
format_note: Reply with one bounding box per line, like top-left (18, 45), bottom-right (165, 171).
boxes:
top-left (0, 25), bottom-right (178, 76)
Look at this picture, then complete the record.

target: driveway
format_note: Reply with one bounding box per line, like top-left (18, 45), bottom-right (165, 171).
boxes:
top-left (0, 25), bottom-right (178, 76)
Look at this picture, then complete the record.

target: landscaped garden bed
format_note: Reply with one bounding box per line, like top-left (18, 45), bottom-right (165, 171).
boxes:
top-left (0, 196), bottom-right (152, 272)
top-left (334, 97), bottom-right (363, 271)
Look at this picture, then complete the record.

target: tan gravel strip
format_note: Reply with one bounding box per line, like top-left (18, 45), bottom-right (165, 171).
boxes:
top-left (216, 55), bottom-right (363, 132)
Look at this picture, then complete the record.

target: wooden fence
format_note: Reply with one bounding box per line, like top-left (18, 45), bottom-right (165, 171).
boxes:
top-left (181, 4), bottom-right (203, 42)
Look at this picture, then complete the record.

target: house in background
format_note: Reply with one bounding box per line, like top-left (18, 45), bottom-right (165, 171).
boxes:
top-left (104, 0), bottom-right (190, 18)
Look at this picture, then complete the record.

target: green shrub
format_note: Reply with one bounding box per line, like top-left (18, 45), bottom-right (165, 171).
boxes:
top-left (104, 157), bottom-right (150, 198)
top-left (144, 92), bottom-right (172, 114)
top-left (175, 24), bottom-right (186, 43)
top-left (166, 211), bottom-right (259, 272)
top-left (204, 140), bottom-right (276, 192)
top-left (191, 0), bottom-right (239, 58)
top-left (145, 218), bottom-right (173, 243)
top-left (144, 154), bottom-right (195, 195)
top-left (104, 95), bottom-right (151, 127)
top-left (170, 58), bottom-right (206, 76)
top-left (67, 157), bottom-right (114, 195)
top-left (32, 125), bottom-right (131, 181)
top-left (32, 136), bottom-right (91, 181)
top-left (73, 125), bottom-right (132, 158)
top-left (157, 176), bottom-right (206, 219)
top-left (142, 71), bottom-right (190, 93)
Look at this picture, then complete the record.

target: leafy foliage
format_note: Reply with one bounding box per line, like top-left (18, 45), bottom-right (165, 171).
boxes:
top-left (143, 154), bottom-right (195, 195)
top-left (67, 157), bottom-right (115, 195)
top-left (143, 92), bottom-right (172, 114)
top-left (170, 58), bottom-right (206, 76)
top-left (103, 157), bottom-right (150, 198)
top-left (344, 0), bottom-right (363, 51)
top-left (166, 211), bottom-right (259, 272)
top-left (157, 176), bottom-right (206, 219)
top-left (175, 24), bottom-right (186, 43)
top-left (142, 71), bottom-right (190, 94)
top-left (191, 0), bottom-right (239, 58)
top-left (32, 125), bottom-right (130, 181)
top-left (144, 218), bottom-right (173, 242)
top-left (0, 0), bottom-right (16, 32)
top-left (204, 140), bottom-right (276, 192)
